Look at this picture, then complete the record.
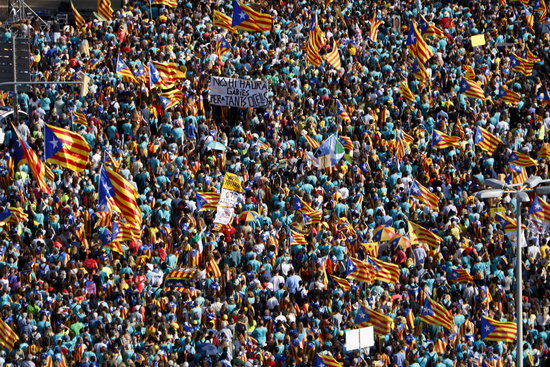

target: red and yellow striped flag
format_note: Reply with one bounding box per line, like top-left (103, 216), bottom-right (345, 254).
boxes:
top-left (71, 1), bottom-right (86, 29)
top-left (331, 275), bottom-right (350, 292)
top-left (419, 297), bottom-right (454, 331)
top-left (0, 318), bottom-right (18, 350)
top-left (410, 180), bottom-right (440, 211)
top-left (399, 81), bottom-right (416, 105)
top-left (368, 256), bottom-right (400, 284)
top-left (213, 10), bottom-right (237, 32)
top-left (408, 221), bottom-right (442, 249)
top-left (539, 143), bottom-right (550, 159)
top-left (368, 15), bottom-right (383, 42)
top-left (509, 151), bottom-right (537, 167)
top-left (324, 41), bottom-right (341, 69)
top-left (405, 22), bottom-right (434, 65)
top-left (44, 124), bottom-right (91, 173)
top-left (303, 134), bottom-right (320, 150)
top-left (207, 258), bottom-right (222, 278)
top-left (97, 0), bottom-right (113, 21)
top-left (474, 127), bottom-right (501, 155)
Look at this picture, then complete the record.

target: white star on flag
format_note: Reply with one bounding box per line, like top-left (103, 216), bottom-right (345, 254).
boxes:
top-left (49, 137), bottom-right (59, 149)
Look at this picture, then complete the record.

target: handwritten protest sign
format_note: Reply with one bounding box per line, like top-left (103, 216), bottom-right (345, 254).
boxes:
top-left (210, 77), bottom-right (269, 108)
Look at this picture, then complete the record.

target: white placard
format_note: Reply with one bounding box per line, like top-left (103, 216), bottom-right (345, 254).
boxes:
top-left (345, 326), bottom-right (374, 351)
top-left (210, 77), bottom-right (269, 108)
top-left (214, 206), bottom-right (234, 225)
top-left (218, 188), bottom-right (241, 208)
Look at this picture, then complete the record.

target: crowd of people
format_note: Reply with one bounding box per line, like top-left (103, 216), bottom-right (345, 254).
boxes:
top-left (0, 0), bottom-right (548, 366)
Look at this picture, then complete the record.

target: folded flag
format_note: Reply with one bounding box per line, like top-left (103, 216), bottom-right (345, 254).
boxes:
top-left (419, 297), bottom-right (454, 330)
top-left (498, 85), bottom-right (521, 105)
top-left (355, 306), bottom-right (392, 335)
top-left (405, 22), bottom-right (434, 65)
top-left (459, 78), bottom-right (486, 100)
top-left (336, 100), bottom-right (351, 122)
top-left (44, 124), bottom-right (91, 173)
top-left (215, 37), bottom-right (232, 58)
top-left (306, 13), bottom-right (326, 67)
top-left (303, 134), bottom-right (320, 150)
top-left (411, 58), bottom-right (429, 82)
top-left (524, 5), bottom-right (534, 29)
top-left (206, 258), bottom-right (222, 278)
top-left (408, 221), bottom-right (442, 249)
top-left (474, 126), bottom-right (501, 155)
top-left (462, 65), bottom-right (476, 80)
top-left (164, 269), bottom-right (196, 288)
top-left (410, 180), bottom-right (440, 211)
top-left (481, 316), bottom-right (516, 343)
top-left (432, 129), bottom-right (460, 149)
top-left (418, 15), bottom-right (445, 38)
top-left (509, 164), bottom-right (528, 185)
top-left (533, 0), bottom-right (547, 22)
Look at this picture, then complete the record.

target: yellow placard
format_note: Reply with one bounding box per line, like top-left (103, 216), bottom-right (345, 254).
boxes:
top-left (222, 172), bottom-right (242, 192)
top-left (471, 34), bottom-right (486, 47)
top-left (490, 206), bottom-right (505, 217)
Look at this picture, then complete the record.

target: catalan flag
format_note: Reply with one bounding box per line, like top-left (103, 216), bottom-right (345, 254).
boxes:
top-left (509, 151), bottom-right (537, 167)
top-left (336, 100), bottom-right (351, 122)
top-left (410, 180), bottom-right (440, 211)
top-left (72, 111), bottom-right (88, 126)
top-left (94, 211), bottom-right (111, 228)
top-left (368, 256), bottom-right (400, 284)
top-left (215, 37), bottom-right (231, 58)
top-left (448, 268), bottom-right (474, 283)
top-left (0, 318), bottom-right (18, 350)
top-left (152, 0), bottom-right (178, 7)
top-left (331, 275), bottom-right (350, 292)
top-left (232, 1), bottom-right (273, 32)
top-left (529, 196), bottom-right (550, 224)
top-left (97, 0), bottom-right (113, 21)
top-left (539, 143), bottom-right (550, 158)
top-left (44, 124), bottom-right (91, 173)
top-left (306, 13), bottom-right (326, 67)
top-left (355, 306), bottom-right (392, 335)
top-left (303, 134), bottom-right (320, 150)
top-left (459, 78), bottom-right (486, 100)
top-left (405, 22), bottom-right (434, 65)
top-left (148, 62), bottom-right (162, 89)
top-left (71, 1), bottom-right (86, 29)
top-left (290, 229), bottom-right (308, 246)
top-left (419, 297), bottom-right (454, 331)
top-left (399, 81), bottom-right (416, 105)
top-left (116, 56), bottom-right (137, 83)
top-left (206, 258), bottom-right (222, 278)
top-left (0, 206), bottom-right (28, 225)
top-left (481, 316), bottom-right (516, 343)
top-left (495, 212), bottom-right (527, 233)
top-left (432, 129), bottom-right (460, 149)
top-left (411, 58), bottom-right (429, 82)
top-left (196, 191), bottom-right (220, 211)
top-left (498, 85), bottom-right (521, 105)
top-left (463, 65), bottom-right (476, 80)
top-left (418, 15), bottom-right (445, 38)
top-left (151, 61), bottom-right (185, 88)
top-left (510, 54), bottom-right (534, 77)
top-left (134, 63), bottom-right (149, 84)
top-left (534, 0), bottom-right (547, 22)
top-left (346, 257), bottom-right (375, 283)
top-left (212, 10), bottom-right (237, 33)
top-left (112, 221), bottom-right (140, 242)
top-left (522, 44), bottom-right (541, 62)
top-left (524, 5), bottom-right (535, 29)
top-left (368, 14), bottom-right (383, 42)
top-left (408, 221), bottom-right (443, 249)
top-left (474, 127), bottom-right (501, 155)
top-left (159, 89), bottom-right (184, 110)
top-left (98, 166), bottom-right (141, 226)
top-left (340, 136), bottom-right (353, 151)
top-left (315, 353), bottom-right (343, 367)
top-left (13, 125), bottom-right (51, 194)
top-left (75, 223), bottom-right (89, 249)
top-left (324, 41), bottom-right (341, 70)
top-left (510, 164), bottom-right (528, 185)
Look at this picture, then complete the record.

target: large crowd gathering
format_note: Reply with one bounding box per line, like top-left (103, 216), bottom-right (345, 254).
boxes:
top-left (0, 0), bottom-right (548, 366)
